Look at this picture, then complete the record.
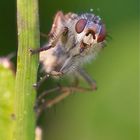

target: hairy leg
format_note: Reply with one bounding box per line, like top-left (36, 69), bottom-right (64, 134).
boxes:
top-left (33, 74), bottom-right (49, 89)
top-left (33, 71), bottom-right (63, 89)
top-left (35, 85), bottom-right (91, 118)
top-left (30, 27), bottom-right (68, 55)
top-left (35, 69), bottom-right (96, 117)
top-left (77, 67), bottom-right (97, 90)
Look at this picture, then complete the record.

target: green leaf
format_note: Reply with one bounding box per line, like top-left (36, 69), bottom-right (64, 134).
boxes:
top-left (0, 60), bottom-right (15, 140)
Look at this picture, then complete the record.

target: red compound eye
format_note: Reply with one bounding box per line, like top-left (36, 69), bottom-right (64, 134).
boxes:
top-left (75, 19), bottom-right (87, 33)
top-left (97, 24), bottom-right (106, 42)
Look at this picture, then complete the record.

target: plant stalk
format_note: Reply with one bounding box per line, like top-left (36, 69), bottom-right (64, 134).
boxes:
top-left (13, 0), bottom-right (40, 139)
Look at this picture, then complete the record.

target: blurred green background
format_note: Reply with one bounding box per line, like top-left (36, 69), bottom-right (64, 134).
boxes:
top-left (0, 0), bottom-right (139, 140)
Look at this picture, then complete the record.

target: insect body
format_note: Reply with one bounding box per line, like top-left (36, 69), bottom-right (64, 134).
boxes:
top-left (31, 11), bottom-right (106, 112)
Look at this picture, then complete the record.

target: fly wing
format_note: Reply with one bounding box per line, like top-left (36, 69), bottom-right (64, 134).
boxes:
top-left (49, 12), bottom-right (78, 38)
top-left (49, 11), bottom-right (65, 37)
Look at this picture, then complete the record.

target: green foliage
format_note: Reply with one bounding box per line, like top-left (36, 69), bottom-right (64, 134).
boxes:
top-left (0, 64), bottom-right (15, 140)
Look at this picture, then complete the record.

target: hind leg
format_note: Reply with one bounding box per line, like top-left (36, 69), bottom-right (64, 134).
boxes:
top-left (35, 85), bottom-right (91, 118)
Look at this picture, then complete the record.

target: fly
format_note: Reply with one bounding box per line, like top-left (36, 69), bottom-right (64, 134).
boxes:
top-left (30, 11), bottom-right (106, 116)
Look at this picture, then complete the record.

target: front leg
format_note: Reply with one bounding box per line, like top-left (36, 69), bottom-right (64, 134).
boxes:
top-left (29, 44), bottom-right (52, 55)
top-left (30, 27), bottom-right (69, 55)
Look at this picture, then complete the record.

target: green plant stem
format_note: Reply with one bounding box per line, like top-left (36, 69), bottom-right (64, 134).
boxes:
top-left (13, 0), bottom-right (39, 140)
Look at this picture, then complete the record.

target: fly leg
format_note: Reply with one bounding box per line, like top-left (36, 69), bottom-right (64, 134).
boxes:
top-left (33, 74), bottom-right (49, 89)
top-left (35, 69), bottom-right (96, 118)
top-left (35, 85), bottom-right (91, 118)
top-left (29, 44), bottom-right (52, 54)
top-left (33, 71), bottom-right (63, 89)
top-left (29, 27), bottom-right (68, 55)
top-left (29, 31), bottom-right (54, 54)
top-left (35, 86), bottom-right (61, 118)
top-left (77, 67), bottom-right (97, 90)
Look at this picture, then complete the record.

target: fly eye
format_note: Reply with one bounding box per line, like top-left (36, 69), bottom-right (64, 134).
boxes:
top-left (75, 19), bottom-right (87, 34)
top-left (97, 24), bottom-right (106, 42)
